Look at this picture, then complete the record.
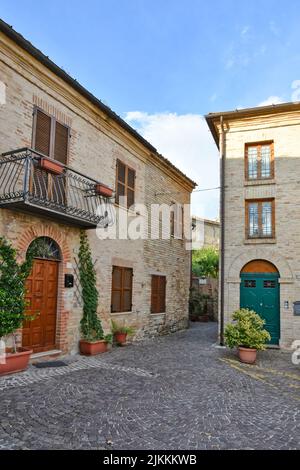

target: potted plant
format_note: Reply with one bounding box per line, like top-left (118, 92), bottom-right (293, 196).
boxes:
top-left (224, 308), bottom-right (271, 364)
top-left (78, 231), bottom-right (112, 355)
top-left (111, 320), bottom-right (135, 345)
top-left (0, 237), bottom-right (34, 375)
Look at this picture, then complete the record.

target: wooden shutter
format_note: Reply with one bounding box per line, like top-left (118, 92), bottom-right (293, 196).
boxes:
top-left (123, 268), bottom-right (133, 311)
top-left (116, 160), bottom-right (135, 208)
top-left (111, 266), bottom-right (133, 312)
top-left (34, 110), bottom-right (51, 156)
top-left (151, 275), bottom-right (166, 313)
top-left (111, 266), bottom-right (122, 313)
top-left (54, 121), bottom-right (69, 164)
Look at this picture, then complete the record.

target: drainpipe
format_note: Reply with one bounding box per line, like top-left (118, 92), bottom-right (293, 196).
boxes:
top-left (219, 116), bottom-right (225, 346)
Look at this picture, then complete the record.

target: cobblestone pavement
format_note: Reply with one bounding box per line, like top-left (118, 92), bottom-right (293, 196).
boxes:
top-left (0, 323), bottom-right (299, 450)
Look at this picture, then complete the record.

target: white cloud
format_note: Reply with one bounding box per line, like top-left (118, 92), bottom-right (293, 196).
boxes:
top-left (241, 25), bottom-right (250, 37)
top-left (257, 95), bottom-right (284, 106)
top-left (124, 111), bottom-right (220, 219)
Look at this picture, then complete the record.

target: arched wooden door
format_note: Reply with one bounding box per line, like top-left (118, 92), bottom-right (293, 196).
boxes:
top-left (22, 237), bottom-right (60, 353)
top-left (240, 260), bottom-right (280, 345)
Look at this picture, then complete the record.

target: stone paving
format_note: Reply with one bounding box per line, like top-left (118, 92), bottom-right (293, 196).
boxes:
top-left (0, 323), bottom-right (299, 450)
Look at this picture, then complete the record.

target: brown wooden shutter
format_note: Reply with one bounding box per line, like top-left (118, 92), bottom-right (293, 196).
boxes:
top-left (115, 160), bottom-right (135, 208)
top-left (151, 275), bottom-right (166, 313)
top-left (123, 268), bottom-right (133, 311)
top-left (34, 110), bottom-right (51, 156)
top-left (111, 266), bottom-right (122, 312)
top-left (151, 275), bottom-right (159, 313)
top-left (54, 121), bottom-right (69, 164)
top-left (159, 276), bottom-right (166, 312)
top-left (111, 266), bottom-right (133, 312)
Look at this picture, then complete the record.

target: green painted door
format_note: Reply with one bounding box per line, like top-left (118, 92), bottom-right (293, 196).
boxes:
top-left (240, 273), bottom-right (280, 345)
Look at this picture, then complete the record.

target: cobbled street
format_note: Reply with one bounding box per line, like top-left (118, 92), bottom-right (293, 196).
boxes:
top-left (0, 323), bottom-right (299, 450)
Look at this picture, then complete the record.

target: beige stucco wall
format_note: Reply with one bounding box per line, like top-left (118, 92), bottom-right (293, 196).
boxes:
top-left (221, 110), bottom-right (300, 348)
top-left (0, 32), bottom-right (193, 353)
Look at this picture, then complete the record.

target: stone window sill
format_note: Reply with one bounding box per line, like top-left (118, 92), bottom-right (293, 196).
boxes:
top-left (150, 312), bottom-right (166, 316)
top-left (244, 238), bottom-right (277, 244)
top-left (244, 179), bottom-right (276, 187)
top-left (110, 311), bottom-right (133, 316)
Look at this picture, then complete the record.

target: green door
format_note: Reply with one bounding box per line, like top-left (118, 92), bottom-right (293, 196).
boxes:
top-left (240, 273), bottom-right (280, 345)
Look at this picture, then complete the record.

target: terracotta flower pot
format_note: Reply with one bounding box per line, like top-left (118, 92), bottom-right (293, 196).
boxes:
top-left (238, 346), bottom-right (257, 364)
top-left (39, 157), bottom-right (64, 175)
top-left (95, 183), bottom-right (113, 198)
top-left (114, 332), bottom-right (127, 345)
top-left (79, 340), bottom-right (108, 355)
top-left (0, 347), bottom-right (32, 376)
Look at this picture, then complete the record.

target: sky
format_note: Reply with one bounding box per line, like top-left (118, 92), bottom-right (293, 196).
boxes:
top-left (1, 0), bottom-right (300, 218)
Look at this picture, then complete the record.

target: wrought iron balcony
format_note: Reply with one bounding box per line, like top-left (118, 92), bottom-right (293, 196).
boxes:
top-left (0, 148), bottom-right (115, 228)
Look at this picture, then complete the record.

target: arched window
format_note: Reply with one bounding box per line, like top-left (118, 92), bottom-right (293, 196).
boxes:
top-left (27, 236), bottom-right (61, 260)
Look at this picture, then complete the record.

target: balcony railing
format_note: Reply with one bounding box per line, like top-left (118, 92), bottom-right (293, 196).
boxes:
top-left (0, 148), bottom-right (115, 228)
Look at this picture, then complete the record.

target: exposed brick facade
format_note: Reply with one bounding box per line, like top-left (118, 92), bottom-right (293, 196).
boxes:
top-left (207, 106), bottom-right (300, 348)
top-left (0, 29), bottom-right (194, 354)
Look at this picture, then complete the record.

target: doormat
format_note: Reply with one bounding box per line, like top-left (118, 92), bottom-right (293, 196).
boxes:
top-left (33, 361), bottom-right (68, 368)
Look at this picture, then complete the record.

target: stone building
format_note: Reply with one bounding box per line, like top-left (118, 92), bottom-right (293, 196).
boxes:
top-left (192, 216), bottom-right (220, 249)
top-left (0, 19), bottom-right (195, 356)
top-left (206, 102), bottom-right (300, 348)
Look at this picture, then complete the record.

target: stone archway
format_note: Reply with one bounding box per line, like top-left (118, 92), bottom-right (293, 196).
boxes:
top-left (17, 224), bottom-right (72, 353)
top-left (227, 248), bottom-right (293, 282)
top-left (240, 259), bottom-right (280, 345)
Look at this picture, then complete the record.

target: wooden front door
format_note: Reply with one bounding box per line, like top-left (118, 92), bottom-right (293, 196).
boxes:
top-left (23, 259), bottom-right (59, 353)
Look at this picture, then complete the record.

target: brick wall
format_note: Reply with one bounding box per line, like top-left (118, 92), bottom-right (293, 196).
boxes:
top-left (0, 31), bottom-right (193, 353)
top-left (220, 110), bottom-right (300, 348)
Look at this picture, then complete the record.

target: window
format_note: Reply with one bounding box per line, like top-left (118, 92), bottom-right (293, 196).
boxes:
top-left (246, 199), bottom-right (275, 239)
top-left (244, 280), bottom-right (256, 288)
top-left (170, 203), bottom-right (184, 239)
top-left (245, 142), bottom-right (274, 180)
top-left (264, 280), bottom-right (276, 288)
top-left (111, 266), bottom-right (133, 312)
top-left (33, 108), bottom-right (69, 164)
top-left (115, 160), bottom-right (135, 209)
top-left (151, 275), bottom-right (166, 313)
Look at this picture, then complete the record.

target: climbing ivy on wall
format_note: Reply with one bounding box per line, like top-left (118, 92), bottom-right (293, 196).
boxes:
top-left (78, 230), bottom-right (104, 341)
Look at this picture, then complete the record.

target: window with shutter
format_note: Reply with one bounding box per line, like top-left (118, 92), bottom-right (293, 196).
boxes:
top-left (111, 266), bottom-right (133, 312)
top-left (34, 109), bottom-right (51, 156)
top-left (151, 275), bottom-right (166, 313)
top-left (33, 108), bottom-right (69, 163)
top-left (54, 121), bottom-right (69, 164)
top-left (116, 160), bottom-right (136, 209)
top-left (171, 203), bottom-right (183, 239)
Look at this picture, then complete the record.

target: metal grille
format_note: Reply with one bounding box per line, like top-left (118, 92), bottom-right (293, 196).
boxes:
top-left (244, 280), bottom-right (256, 288)
top-left (264, 280), bottom-right (276, 288)
top-left (0, 148), bottom-right (115, 227)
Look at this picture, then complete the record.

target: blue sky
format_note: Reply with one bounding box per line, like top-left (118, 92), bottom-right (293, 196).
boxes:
top-left (1, 0), bottom-right (300, 218)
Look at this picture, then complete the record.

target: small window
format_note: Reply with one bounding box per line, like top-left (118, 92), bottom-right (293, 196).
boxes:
top-left (111, 266), bottom-right (133, 312)
top-left (170, 203), bottom-right (184, 239)
top-left (151, 275), bottom-right (166, 313)
top-left (244, 280), bottom-right (256, 288)
top-left (245, 142), bottom-right (274, 180)
top-left (246, 199), bottom-right (275, 239)
top-left (115, 160), bottom-right (135, 209)
top-left (264, 280), bottom-right (276, 288)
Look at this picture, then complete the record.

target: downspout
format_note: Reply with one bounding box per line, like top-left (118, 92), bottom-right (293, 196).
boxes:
top-left (219, 116), bottom-right (225, 345)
